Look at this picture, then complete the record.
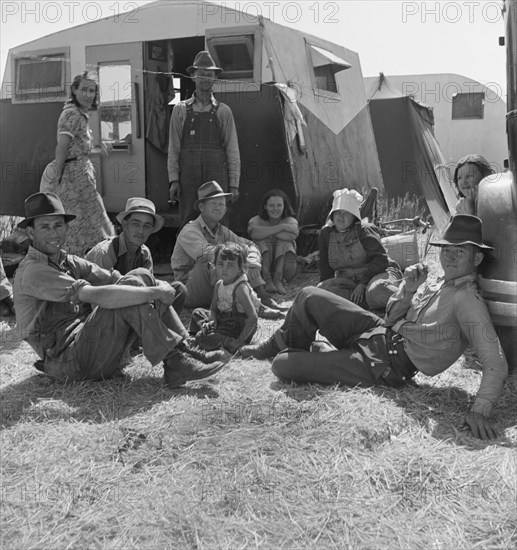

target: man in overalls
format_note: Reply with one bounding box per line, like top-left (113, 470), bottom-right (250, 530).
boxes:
top-left (168, 51), bottom-right (240, 227)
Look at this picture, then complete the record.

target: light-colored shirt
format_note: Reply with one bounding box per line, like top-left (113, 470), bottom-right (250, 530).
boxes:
top-left (386, 273), bottom-right (508, 416)
top-left (171, 215), bottom-right (260, 283)
top-left (14, 246), bottom-right (120, 358)
top-left (167, 92), bottom-right (241, 188)
top-left (85, 234), bottom-right (153, 274)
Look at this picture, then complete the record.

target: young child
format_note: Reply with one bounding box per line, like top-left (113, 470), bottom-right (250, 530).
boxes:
top-left (189, 243), bottom-right (260, 354)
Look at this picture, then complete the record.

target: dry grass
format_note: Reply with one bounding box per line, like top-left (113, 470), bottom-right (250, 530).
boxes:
top-left (0, 216), bottom-right (24, 242)
top-left (1, 233), bottom-right (516, 550)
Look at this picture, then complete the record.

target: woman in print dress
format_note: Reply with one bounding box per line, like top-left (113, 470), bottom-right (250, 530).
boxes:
top-left (50, 71), bottom-right (114, 256)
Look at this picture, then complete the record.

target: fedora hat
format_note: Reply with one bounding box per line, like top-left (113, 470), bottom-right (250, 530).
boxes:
top-left (187, 51), bottom-right (222, 75)
top-left (326, 188), bottom-right (363, 226)
top-left (430, 215), bottom-right (493, 250)
top-left (18, 192), bottom-right (76, 229)
top-left (193, 181), bottom-right (233, 211)
top-left (116, 197), bottom-right (164, 233)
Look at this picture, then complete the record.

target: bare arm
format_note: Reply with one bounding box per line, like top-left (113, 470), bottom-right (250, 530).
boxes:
top-left (54, 134), bottom-right (72, 180)
top-left (227, 284), bottom-right (258, 352)
top-left (209, 282), bottom-right (220, 325)
top-left (248, 218), bottom-right (299, 241)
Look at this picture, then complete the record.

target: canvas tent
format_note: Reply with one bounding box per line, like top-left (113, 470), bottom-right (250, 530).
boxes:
top-left (366, 73), bottom-right (457, 230)
top-left (0, 0), bottom-right (383, 233)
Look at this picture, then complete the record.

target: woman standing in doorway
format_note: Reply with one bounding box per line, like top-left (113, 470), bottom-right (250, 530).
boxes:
top-left (47, 71), bottom-right (114, 256)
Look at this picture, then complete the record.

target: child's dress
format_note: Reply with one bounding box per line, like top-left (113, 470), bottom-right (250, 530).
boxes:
top-left (190, 273), bottom-right (261, 351)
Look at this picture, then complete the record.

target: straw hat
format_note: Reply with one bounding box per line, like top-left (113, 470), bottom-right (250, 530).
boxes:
top-left (116, 197), bottom-right (164, 233)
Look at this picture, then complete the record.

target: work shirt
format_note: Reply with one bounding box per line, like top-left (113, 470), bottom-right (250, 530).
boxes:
top-left (85, 234), bottom-right (153, 275)
top-left (167, 92), bottom-right (240, 188)
top-left (386, 273), bottom-right (508, 416)
top-left (14, 246), bottom-right (120, 359)
top-left (171, 215), bottom-right (260, 283)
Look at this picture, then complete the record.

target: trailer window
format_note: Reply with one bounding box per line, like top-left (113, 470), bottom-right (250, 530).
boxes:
top-left (13, 47), bottom-right (69, 103)
top-left (206, 26), bottom-right (262, 84)
top-left (98, 63), bottom-right (133, 148)
top-left (451, 92), bottom-right (485, 120)
top-left (306, 42), bottom-right (351, 98)
top-left (208, 35), bottom-right (254, 79)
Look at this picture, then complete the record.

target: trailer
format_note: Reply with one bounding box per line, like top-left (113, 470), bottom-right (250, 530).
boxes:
top-left (0, 0), bottom-right (383, 233)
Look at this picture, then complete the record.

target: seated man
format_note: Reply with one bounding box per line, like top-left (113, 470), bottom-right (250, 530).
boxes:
top-left (171, 180), bottom-right (283, 310)
top-left (86, 197), bottom-right (186, 313)
top-left (14, 192), bottom-right (224, 388)
top-left (240, 215), bottom-right (509, 440)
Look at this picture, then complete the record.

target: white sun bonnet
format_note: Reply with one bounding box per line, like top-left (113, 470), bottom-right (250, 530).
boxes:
top-left (326, 188), bottom-right (363, 226)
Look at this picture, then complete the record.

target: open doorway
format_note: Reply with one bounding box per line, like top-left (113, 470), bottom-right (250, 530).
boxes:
top-left (144, 36), bottom-right (205, 225)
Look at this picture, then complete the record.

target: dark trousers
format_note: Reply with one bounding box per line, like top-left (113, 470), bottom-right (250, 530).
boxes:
top-left (272, 287), bottom-right (416, 387)
top-left (44, 269), bottom-right (188, 380)
top-left (179, 149), bottom-right (228, 228)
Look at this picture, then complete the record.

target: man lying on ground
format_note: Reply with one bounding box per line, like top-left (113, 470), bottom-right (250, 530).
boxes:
top-left (14, 192), bottom-right (225, 388)
top-left (239, 215), bottom-right (508, 440)
top-left (86, 197), bottom-right (186, 313)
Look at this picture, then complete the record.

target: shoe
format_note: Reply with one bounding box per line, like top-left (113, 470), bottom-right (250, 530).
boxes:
top-left (260, 295), bottom-right (289, 311)
top-left (273, 276), bottom-right (287, 294)
top-left (0, 296), bottom-right (14, 316)
top-left (239, 333), bottom-right (282, 360)
top-left (258, 305), bottom-right (285, 320)
top-left (163, 351), bottom-right (225, 388)
top-left (179, 341), bottom-right (225, 363)
top-left (310, 340), bottom-right (337, 353)
top-left (310, 331), bottom-right (336, 353)
top-left (33, 359), bottom-right (45, 372)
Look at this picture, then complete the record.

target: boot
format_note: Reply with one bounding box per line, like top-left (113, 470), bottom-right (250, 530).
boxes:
top-left (256, 289), bottom-right (289, 312)
top-left (179, 340), bottom-right (225, 363)
top-left (273, 274), bottom-right (287, 294)
top-left (239, 332), bottom-right (283, 360)
top-left (0, 296), bottom-right (14, 316)
top-left (163, 350), bottom-right (225, 389)
top-left (258, 305), bottom-right (285, 320)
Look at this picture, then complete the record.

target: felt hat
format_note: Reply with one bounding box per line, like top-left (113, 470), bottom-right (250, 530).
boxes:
top-left (430, 215), bottom-right (493, 250)
top-left (18, 192), bottom-right (76, 229)
top-left (116, 197), bottom-right (164, 233)
top-left (193, 181), bottom-right (232, 211)
top-left (187, 51), bottom-right (222, 75)
top-left (326, 188), bottom-right (363, 226)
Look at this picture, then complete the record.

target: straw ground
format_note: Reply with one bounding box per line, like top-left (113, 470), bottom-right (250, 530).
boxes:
top-left (1, 232), bottom-right (516, 549)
